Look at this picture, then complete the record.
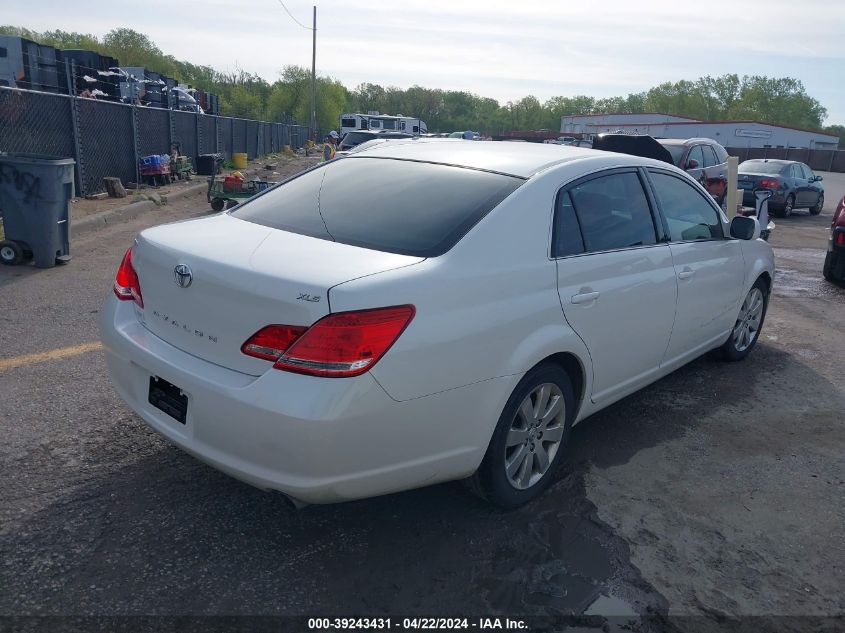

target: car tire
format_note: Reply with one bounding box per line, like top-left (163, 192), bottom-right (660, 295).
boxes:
top-left (0, 240), bottom-right (24, 266)
top-left (823, 251), bottom-right (844, 283)
top-left (781, 194), bottom-right (794, 218)
top-left (720, 277), bottom-right (769, 362)
top-left (810, 194), bottom-right (824, 216)
top-left (468, 363), bottom-right (576, 508)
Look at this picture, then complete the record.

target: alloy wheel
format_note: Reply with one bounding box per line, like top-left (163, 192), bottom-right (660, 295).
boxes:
top-left (732, 287), bottom-right (764, 352)
top-left (504, 383), bottom-right (566, 490)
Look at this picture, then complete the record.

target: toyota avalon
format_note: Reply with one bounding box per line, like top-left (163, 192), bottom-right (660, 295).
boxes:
top-left (100, 139), bottom-right (775, 507)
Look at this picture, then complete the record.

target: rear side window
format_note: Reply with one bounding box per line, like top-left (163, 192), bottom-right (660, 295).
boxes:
top-left (552, 191), bottom-right (585, 257)
top-left (568, 172), bottom-right (657, 253)
top-left (649, 171), bottom-right (724, 241)
top-left (231, 158), bottom-right (523, 257)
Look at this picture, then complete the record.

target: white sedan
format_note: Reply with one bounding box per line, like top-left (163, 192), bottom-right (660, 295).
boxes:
top-left (100, 139), bottom-right (774, 507)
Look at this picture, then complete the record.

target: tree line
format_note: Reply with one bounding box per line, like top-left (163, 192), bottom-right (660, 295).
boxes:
top-left (2, 26), bottom-right (842, 145)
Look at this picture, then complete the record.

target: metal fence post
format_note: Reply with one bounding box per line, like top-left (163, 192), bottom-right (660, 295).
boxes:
top-left (195, 112), bottom-right (201, 155)
top-left (130, 104), bottom-right (140, 186)
top-left (168, 109), bottom-right (174, 156)
top-left (214, 116), bottom-right (219, 154)
top-left (68, 61), bottom-right (84, 196)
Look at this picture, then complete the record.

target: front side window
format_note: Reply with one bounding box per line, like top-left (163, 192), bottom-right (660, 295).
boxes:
top-left (567, 172), bottom-right (657, 253)
top-left (649, 171), bottom-right (724, 241)
top-left (231, 158), bottom-right (523, 257)
top-left (686, 145), bottom-right (705, 169)
top-left (701, 145), bottom-right (718, 168)
top-left (790, 164), bottom-right (802, 180)
top-left (801, 164), bottom-right (813, 180)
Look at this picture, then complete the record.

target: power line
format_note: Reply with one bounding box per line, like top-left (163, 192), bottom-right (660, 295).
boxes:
top-left (275, 0), bottom-right (313, 30)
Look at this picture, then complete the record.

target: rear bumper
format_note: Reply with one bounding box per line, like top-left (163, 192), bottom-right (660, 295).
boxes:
top-left (99, 297), bottom-right (514, 504)
top-left (742, 189), bottom-right (785, 208)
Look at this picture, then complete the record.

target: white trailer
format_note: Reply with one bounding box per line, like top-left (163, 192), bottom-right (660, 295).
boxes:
top-left (339, 112), bottom-right (427, 137)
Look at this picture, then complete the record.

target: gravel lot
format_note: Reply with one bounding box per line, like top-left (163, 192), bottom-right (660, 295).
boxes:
top-left (0, 164), bottom-right (843, 632)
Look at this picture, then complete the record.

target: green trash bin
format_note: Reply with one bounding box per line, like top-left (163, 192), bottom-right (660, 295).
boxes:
top-left (0, 153), bottom-right (75, 268)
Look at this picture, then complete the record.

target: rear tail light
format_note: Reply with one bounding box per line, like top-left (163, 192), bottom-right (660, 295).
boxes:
top-left (241, 325), bottom-right (308, 361)
top-left (834, 200), bottom-right (845, 227)
top-left (113, 247), bottom-right (143, 308)
top-left (241, 305), bottom-right (415, 378)
top-left (759, 179), bottom-right (779, 188)
top-left (837, 232), bottom-right (844, 247)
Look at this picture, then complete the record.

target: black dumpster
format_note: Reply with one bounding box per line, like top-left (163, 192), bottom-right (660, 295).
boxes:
top-left (0, 153), bottom-right (75, 268)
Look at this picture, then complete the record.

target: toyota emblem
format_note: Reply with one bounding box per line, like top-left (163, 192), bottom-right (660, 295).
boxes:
top-left (173, 264), bottom-right (193, 288)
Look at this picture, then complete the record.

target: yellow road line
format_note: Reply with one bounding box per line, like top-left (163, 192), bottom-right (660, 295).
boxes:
top-left (0, 341), bottom-right (103, 372)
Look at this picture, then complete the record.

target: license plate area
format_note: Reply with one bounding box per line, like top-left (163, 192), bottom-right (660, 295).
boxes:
top-left (148, 376), bottom-right (188, 424)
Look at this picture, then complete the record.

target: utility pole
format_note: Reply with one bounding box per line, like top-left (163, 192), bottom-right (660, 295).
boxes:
top-left (310, 5), bottom-right (317, 141)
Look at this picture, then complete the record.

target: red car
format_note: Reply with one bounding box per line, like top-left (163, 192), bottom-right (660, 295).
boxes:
top-left (823, 195), bottom-right (845, 283)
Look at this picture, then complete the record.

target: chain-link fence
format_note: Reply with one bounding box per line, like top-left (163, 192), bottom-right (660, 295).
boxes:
top-left (0, 86), bottom-right (311, 197)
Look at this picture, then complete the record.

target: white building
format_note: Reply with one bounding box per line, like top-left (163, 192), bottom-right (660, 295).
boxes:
top-left (560, 113), bottom-right (839, 149)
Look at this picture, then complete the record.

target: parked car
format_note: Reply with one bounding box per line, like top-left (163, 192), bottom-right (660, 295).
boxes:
top-left (737, 159), bottom-right (824, 217)
top-left (657, 138), bottom-right (729, 203)
top-left (100, 140), bottom-right (774, 508)
top-left (823, 195), bottom-right (845, 283)
top-left (338, 130), bottom-right (413, 152)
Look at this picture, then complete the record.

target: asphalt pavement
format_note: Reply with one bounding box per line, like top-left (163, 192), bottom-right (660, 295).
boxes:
top-left (1, 171), bottom-right (843, 632)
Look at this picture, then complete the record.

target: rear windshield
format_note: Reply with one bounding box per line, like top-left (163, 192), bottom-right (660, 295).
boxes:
top-left (660, 144), bottom-right (685, 167)
top-left (339, 131), bottom-right (375, 149)
top-left (739, 160), bottom-right (784, 175)
top-left (230, 157), bottom-right (524, 257)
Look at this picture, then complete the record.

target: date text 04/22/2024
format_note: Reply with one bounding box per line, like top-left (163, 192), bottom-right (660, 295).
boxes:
top-left (307, 618), bottom-right (528, 630)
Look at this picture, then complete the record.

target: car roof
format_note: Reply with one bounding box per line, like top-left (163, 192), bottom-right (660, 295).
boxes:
top-left (657, 138), bottom-right (716, 146)
top-left (344, 138), bottom-right (674, 178)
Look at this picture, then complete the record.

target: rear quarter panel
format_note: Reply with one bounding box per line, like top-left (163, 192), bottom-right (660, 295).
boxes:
top-left (327, 166), bottom-right (594, 406)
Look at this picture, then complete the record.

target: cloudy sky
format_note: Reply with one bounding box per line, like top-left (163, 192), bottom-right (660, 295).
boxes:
top-left (6, 0), bottom-right (845, 123)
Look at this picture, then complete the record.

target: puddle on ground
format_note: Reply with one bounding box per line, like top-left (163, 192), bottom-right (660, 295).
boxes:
top-left (773, 247), bottom-right (827, 265)
top-left (773, 267), bottom-right (845, 299)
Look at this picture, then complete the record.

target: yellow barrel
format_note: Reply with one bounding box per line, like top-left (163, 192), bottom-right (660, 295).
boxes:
top-left (232, 153), bottom-right (248, 169)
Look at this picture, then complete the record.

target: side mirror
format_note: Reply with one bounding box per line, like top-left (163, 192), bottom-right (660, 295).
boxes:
top-left (730, 215), bottom-right (760, 240)
top-left (686, 158), bottom-right (700, 169)
top-left (813, 175), bottom-right (823, 182)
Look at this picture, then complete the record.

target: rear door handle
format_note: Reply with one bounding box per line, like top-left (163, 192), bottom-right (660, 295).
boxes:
top-left (571, 291), bottom-right (600, 305)
top-left (678, 268), bottom-right (695, 280)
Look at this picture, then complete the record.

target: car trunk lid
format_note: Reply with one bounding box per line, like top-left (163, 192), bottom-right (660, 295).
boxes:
top-left (132, 213), bottom-right (423, 375)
